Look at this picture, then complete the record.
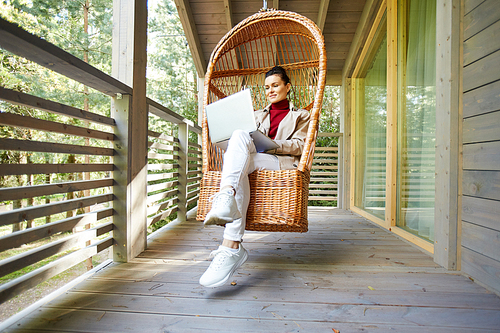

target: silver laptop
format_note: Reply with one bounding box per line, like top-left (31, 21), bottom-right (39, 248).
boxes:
top-left (205, 89), bottom-right (279, 153)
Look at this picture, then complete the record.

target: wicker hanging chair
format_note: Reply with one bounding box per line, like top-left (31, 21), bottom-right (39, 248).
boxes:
top-left (196, 8), bottom-right (327, 232)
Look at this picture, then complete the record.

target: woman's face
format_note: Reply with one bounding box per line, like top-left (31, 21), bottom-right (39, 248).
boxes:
top-left (264, 74), bottom-right (291, 104)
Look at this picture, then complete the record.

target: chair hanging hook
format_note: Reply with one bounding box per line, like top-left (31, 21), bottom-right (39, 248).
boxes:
top-left (260, 0), bottom-right (273, 12)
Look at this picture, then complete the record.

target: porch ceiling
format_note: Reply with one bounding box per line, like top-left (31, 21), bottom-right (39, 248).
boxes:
top-left (174, 0), bottom-right (367, 85)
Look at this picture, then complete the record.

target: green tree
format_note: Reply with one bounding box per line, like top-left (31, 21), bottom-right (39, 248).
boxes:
top-left (1, 0), bottom-right (113, 116)
top-left (317, 86), bottom-right (341, 146)
top-left (147, 0), bottom-right (198, 124)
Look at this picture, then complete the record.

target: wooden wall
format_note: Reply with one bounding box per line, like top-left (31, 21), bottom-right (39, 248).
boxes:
top-left (461, 0), bottom-right (500, 295)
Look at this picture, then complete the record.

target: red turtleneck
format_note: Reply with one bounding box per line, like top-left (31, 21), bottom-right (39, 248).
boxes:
top-left (269, 99), bottom-right (289, 139)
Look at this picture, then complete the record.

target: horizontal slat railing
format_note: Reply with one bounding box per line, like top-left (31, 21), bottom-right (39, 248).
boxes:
top-left (0, 78), bottom-right (115, 304)
top-left (0, 208), bottom-right (113, 252)
top-left (0, 194), bottom-right (114, 227)
top-left (0, 22), bottom-right (121, 290)
top-left (186, 140), bottom-right (202, 206)
top-left (0, 88), bottom-right (117, 126)
top-left (0, 16), bottom-right (201, 307)
top-left (0, 19), bottom-right (131, 96)
top-left (0, 222), bottom-right (113, 279)
top-left (146, 128), bottom-right (180, 227)
top-left (0, 163), bottom-right (114, 176)
top-left (361, 142), bottom-right (435, 209)
top-left (146, 111), bottom-right (202, 230)
top-left (0, 236), bottom-right (113, 304)
top-left (309, 132), bottom-right (342, 205)
top-left (0, 179), bottom-right (113, 201)
top-left (0, 110), bottom-right (114, 140)
top-left (0, 138), bottom-right (115, 156)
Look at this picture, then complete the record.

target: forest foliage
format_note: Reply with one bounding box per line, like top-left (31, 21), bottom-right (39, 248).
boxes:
top-left (0, 0), bottom-right (199, 182)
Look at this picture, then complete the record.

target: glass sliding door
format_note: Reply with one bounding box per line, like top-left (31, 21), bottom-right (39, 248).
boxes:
top-left (397, 0), bottom-right (436, 241)
top-left (354, 26), bottom-right (387, 220)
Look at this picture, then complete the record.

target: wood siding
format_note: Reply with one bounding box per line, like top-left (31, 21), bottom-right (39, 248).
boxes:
top-left (461, 0), bottom-right (500, 295)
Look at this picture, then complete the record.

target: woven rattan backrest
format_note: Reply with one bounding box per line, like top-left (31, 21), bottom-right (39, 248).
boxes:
top-left (202, 10), bottom-right (327, 173)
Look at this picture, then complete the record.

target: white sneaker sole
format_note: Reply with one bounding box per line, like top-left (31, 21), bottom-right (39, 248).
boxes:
top-left (204, 212), bottom-right (240, 226)
top-left (202, 250), bottom-right (249, 288)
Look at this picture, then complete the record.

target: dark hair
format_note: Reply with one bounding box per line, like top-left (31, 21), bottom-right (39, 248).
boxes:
top-left (265, 66), bottom-right (291, 85)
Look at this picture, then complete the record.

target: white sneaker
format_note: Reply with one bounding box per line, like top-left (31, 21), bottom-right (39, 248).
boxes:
top-left (199, 244), bottom-right (248, 287)
top-left (204, 190), bottom-right (242, 226)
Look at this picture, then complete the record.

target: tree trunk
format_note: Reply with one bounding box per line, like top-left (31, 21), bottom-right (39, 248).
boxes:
top-left (45, 157), bottom-right (51, 224)
top-left (66, 154), bottom-right (76, 219)
top-left (26, 153), bottom-right (34, 229)
top-left (11, 199), bottom-right (23, 232)
top-left (12, 174), bottom-right (23, 232)
top-left (83, 0), bottom-right (93, 271)
top-left (26, 136), bottom-right (34, 229)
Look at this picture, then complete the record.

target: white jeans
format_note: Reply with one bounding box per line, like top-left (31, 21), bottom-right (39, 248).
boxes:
top-left (220, 129), bottom-right (280, 241)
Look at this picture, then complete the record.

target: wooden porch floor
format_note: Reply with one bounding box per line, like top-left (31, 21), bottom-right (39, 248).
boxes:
top-left (3, 207), bottom-right (500, 332)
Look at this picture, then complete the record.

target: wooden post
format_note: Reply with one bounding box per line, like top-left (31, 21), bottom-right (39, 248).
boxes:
top-left (197, 76), bottom-right (205, 161)
top-left (341, 77), bottom-right (351, 210)
top-left (352, 78), bottom-right (366, 210)
top-left (197, 77), bottom-right (205, 127)
top-left (111, 0), bottom-right (148, 262)
top-left (434, 0), bottom-right (461, 270)
top-left (177, 122), bottom-right (189, 222)
top-left (337, 135), bottom-right (343, 209)
top-left (386, 0), bottom-right (398, 230)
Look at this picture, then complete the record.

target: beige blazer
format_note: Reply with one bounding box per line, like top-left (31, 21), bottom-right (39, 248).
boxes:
top-left (254, 103), bottom-right (310, 170)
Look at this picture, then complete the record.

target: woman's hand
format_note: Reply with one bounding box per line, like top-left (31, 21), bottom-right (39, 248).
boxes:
top-left (264, 148), bottom-right (277, 154)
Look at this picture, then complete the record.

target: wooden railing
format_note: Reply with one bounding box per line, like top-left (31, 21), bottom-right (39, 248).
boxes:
top-left (146, 107), bottom-right (202, 229)
top-left (309, 132), bottom-right (343, 206)
top-left (0, 84), bottom-right (116, 303)
top-left (0, 18), bottom-right (201, 304)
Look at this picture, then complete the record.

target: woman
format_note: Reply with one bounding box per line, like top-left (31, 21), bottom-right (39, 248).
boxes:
top-left (199, 66), bottom-right (310, 287)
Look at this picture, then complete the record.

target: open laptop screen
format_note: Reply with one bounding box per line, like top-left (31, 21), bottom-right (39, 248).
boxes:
top-left (205, 89), bottom-right (256, 144)
top-left (205, 89), bottom-right (278, 152)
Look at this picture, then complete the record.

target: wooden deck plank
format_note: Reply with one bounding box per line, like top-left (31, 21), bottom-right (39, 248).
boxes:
top-left (10, 308), bottom-right (500, 333)
top-left (88, 262), bottom-right (460, 288)
top-left (138, 250), bottom-right (437, 267)
top-left (149, 236), bottom-right (410, 246)
top-left (39, 292), bottom-right (500, 329)
top-left (144, 241), bottom-right (430, 253)
top-left (68, 279), bottom-right (500, 309)
top-left (86, 264), bottom-right (472, 292)
top-left (2, 208), bottom-right (500, 332)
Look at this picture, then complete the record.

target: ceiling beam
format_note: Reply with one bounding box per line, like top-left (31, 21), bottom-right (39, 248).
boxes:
top-left (173, 0), bottom-right (207, 77)
top-left (317, 0), bottom-right (330, 31)
top-left (223, 0), bottom-right (233, 29)
top-left (343, 0), bottom-right (383, 78)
